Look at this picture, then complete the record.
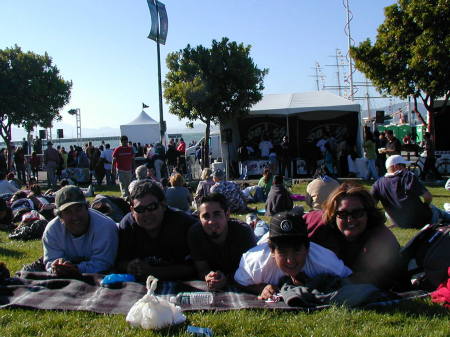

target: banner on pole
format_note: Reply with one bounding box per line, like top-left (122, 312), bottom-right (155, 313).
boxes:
top-left (146, 0), bottom-right (168, 45)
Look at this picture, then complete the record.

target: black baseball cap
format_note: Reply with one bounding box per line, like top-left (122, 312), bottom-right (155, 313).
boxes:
top-left (269, 211), bottom-right (307, 239)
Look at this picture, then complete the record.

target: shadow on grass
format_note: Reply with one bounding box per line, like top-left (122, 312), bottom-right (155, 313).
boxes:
top-left (0, 246), bottom-right (26, 258)
top-left (363, 298), bottom-right (449, 318)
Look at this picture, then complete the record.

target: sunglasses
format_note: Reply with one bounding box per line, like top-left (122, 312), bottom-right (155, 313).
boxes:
top-left (133, 202), bottom-right (159, 214)
top-left (336, 208), bottom-right (366, 220)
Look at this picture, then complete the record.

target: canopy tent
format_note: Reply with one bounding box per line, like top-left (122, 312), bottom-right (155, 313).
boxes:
top-left (235, 91), bottom-right (362, 165)
top-left (120, 111), bottom-right (160, 145)
top-left (249, 91), bottom-right (360, 118)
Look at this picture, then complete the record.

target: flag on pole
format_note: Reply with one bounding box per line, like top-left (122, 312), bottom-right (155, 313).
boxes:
top-left (142, 103), bottom-right (149, 109)
top-left (146, 0), bottom-right (168, 45)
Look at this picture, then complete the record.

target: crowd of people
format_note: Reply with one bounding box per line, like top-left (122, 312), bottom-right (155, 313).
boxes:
top-left (236, 127), bottom-right (444, 182)
top-left (0, 131), bottom-right (449, 304)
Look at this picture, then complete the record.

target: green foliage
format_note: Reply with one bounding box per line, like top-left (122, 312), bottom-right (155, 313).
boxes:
top-left (0, 45), bottom-right (72, 142)
top-left (164, 37), bottom-right (267, 125)
top-left (350, 0), bottom-right (449, 118)
top-left (164, 37), bottom-right (267, 166)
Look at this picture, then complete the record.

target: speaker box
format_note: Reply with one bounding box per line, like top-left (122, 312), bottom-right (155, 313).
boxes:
top-left (376, 110), bottom-right (384, 124)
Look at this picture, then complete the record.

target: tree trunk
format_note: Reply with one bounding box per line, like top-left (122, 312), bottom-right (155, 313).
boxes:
top-left (0, 122), bottom-right (13, 171)
top-left (203, 120), bottom-right (211, 168)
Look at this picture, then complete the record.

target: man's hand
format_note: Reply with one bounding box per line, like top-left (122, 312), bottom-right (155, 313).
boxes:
top-left (51, 258), bottom-right (81, 277)
top-left (126, 259), bottom-right (152, 280)
top-left (204, 271), bottom-right (227, 291)
top-left (258, 284), bottom-right (278, 300)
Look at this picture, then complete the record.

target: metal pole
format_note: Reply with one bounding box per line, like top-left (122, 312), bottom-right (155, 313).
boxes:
top-left (155, 0), bottom-right (165, 144)
top-left (345, 0), bottom-right (355, 102)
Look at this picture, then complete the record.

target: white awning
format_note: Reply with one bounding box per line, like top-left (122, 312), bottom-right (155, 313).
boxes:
top-left (250, 91), bottom-right (360, 117)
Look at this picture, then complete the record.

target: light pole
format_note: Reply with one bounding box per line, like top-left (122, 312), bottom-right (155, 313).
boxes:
top-left (68, 108), bottom-right (81, 139)
top-left (146, 0), bottom-right (168, 144)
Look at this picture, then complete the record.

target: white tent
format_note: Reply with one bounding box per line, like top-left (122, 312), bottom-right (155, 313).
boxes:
top-left (250, 91), bottom-right (360, 118)
top-left (120, 111), bottom-right (160, 145)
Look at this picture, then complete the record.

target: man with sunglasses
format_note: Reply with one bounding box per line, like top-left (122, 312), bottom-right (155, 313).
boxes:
top-left (116, 181), bottom-right (198, 280)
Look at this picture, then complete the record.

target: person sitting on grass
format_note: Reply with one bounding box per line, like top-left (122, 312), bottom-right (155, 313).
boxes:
top-left (210, 168), bottom-right (254, 213)
top-left (43, 185), bottom-right (118, 276)
top-left (188, 193), bottom-right (256, 290)
top-left (194, 168), bottom-right (215, 209)
top-left (305, 166), bottom-right (340, 211)
top-left (371, 155), bottom-right (450, 228)
top-left (165, 173), bottom-right (192, 212)
top-left (234, 211), bottom-right (351, 300)
top-left (257, 167), bottom-right (273, 201)
top-left (265, 175), bottom-right (293, 216)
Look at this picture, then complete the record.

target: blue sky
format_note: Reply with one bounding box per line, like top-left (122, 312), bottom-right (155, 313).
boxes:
top-left (1, 0), bottom-right (396, 136)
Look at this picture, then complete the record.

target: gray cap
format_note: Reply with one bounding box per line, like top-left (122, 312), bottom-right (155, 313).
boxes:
top-left (55, 185), bottom-right (87, 212)
top-left (212, 168), bottom-right (225, 179)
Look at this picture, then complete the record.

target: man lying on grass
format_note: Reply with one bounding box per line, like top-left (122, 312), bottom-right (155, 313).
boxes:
top-left (234, 211), bottom-right (351, 300)
top-left (43, 185), bottom-right (118, 276)
top-left (116, 180), bottom-right (198, 281)
top-left (188, 193), bottom-right (257, 290)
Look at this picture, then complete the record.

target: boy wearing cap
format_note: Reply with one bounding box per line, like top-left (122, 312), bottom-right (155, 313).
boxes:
top-left (372, 155), bottom-right (450, 228)
top-left (234, 211), bottom-right (351, 300)
top-left (42, 185), bottom-right (118, 276)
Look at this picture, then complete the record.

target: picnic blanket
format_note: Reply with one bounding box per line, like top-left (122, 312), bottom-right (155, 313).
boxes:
top-left (0, 272), bottom-right (428, 314)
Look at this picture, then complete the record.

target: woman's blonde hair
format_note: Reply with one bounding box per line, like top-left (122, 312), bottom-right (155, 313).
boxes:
top-left (200, 168), bottom-right (212, 180)
top-left (169, 173), bottom-right (184, 187)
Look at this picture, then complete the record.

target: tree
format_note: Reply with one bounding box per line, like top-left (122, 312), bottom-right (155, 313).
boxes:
top-left (164, 37), bottom-right (268, 167)
top-left (350, 0), bottom-right (449, 135)
top-left (0, 45), bottom-right (72, 167)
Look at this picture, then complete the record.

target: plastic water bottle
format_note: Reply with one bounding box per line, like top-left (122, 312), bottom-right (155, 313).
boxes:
top-left (170, 292), bottom-right (214, 306)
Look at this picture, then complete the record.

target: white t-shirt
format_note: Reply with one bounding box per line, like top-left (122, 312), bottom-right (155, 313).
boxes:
top-left (259, 141), bottom-right (273, 157)
top-left (234, 242), bottom-right (352, 287)
top-left (100, 149), bottom-right (113, 170)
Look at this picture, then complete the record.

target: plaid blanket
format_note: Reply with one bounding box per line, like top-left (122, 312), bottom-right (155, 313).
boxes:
top-left (0, 272), bottom-right (429, 314)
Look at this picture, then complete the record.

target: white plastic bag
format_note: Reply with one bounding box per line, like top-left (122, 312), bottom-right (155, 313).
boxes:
top-left (126, 275), bottom-right (186, 330)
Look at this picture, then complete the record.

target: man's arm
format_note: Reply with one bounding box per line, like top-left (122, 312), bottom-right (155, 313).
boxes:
top-left (76, 221), bottom-right (118, 273)
top-left (192, 260), bottom-right (227, 290)
top-left (126, 259), bottom-right (195, 281)
top-left (235, 283), bottom-right (278, 300)
top-left (42, 223), bottom-right (66, 272)
top-left (422, 190), bottom-right (433, 205)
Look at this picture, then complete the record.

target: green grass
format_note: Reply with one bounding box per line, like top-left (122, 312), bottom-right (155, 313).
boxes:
top-left (1, 181), bottom-right (449, 336)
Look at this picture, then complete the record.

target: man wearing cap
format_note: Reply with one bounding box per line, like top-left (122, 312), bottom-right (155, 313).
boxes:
top-left (42, 185), bottom-right (118, 276)
top-left (234, 211), bottom-right (351, 300)
top-left (43, 141), bottom-right (61, 188)
top-left (372, 155), bottom-right (450, 228)
top-left (188, 193), bottom-right (256, 290)
top-left (210, 168), bottom-right (251, 213)
top-left (116, 180), bottom-right (198, 281)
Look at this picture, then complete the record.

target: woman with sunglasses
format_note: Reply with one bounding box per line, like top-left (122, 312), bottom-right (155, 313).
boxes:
top-left (305, 182), bottom-right (405, 289)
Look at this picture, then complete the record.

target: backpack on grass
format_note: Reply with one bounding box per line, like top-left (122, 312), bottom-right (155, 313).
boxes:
top-left (400, 224), bottom-right (450, 290)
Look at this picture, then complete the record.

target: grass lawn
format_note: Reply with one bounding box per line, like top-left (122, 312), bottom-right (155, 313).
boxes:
top-left (1, 181), bottom-right (449, 336)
